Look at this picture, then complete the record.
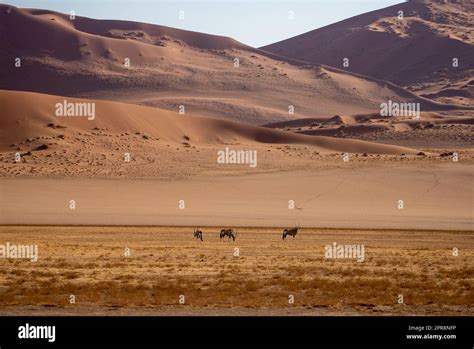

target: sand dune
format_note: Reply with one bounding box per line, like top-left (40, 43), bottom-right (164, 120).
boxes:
top-left (0, 90), bottom-right (418, 156)
top-left (0, 5), bottom-right (249, 60)
top-left (261, 0), bottom-right (474, 105)
top-left (0, 4), bottom-right (469, 127)
top-left (264, 109), bottom-right (473, 148)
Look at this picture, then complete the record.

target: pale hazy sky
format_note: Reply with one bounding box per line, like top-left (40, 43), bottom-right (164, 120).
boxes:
top-left (4, 0), bottom-right (403, 47)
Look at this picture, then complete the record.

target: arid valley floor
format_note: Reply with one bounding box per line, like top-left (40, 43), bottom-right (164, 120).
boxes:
top-left (0, 226), bottom-right (472, 316)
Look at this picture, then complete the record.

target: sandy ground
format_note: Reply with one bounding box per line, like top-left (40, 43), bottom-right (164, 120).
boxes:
top-left (0, 163), bottom-right (472, 230)
top-left (0, 226), bottom-right (472, 316)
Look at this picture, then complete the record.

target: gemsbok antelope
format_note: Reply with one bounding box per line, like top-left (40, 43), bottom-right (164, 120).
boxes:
top-left (220, 228), bottom-right (237, 241)
top-left (193, 228), bottom-right (203, 241)
top-left (282, 227), bottom-right (299, 240)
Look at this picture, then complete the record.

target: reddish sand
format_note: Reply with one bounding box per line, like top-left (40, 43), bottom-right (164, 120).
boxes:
top-left (0, 3), bottom-right (470, 126)
top-left (0, 90), bottom-right (419, 155)
top-left (262, 0), bottom-right (474, 106)
top-left (1, 163), bottom-right (472, 230)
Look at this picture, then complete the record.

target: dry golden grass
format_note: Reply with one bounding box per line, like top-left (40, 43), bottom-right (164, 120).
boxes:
top-left (0, 226), bottom-right (472, 315)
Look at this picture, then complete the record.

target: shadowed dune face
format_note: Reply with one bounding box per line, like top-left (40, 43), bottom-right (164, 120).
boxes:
top-left (0, 3), bottom-right (467, 127)
top-left (0, 5), bottom-right (249, 59)
top-left (261, 1), bottom-right (474, 105)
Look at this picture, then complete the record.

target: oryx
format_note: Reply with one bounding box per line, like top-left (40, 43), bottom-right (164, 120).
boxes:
top-left (220, 228), bottom-right (237, 241)
top-left (193, 228), bottom-right (203, 241)
top-left (282, 227), bottom-right (299, 240)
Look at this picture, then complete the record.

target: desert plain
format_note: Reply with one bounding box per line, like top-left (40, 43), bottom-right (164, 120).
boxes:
top-left (0, 226), bottom-right (472, 316)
